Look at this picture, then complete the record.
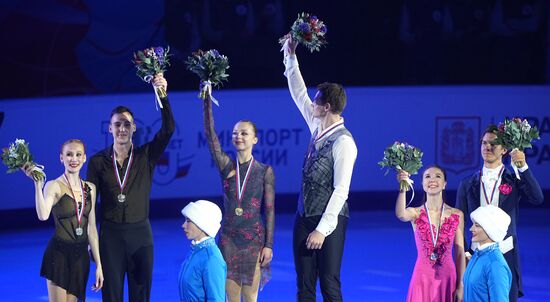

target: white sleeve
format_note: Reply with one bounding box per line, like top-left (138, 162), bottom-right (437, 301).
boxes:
top-left (283, 53), bottom-right (317, 134)
top-left (315, 135), bottom-right (358, 236)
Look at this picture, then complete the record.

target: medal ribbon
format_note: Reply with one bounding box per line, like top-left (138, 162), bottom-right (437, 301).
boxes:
top-left (480, 166), bottom-right (505, 206)
top-left (424, 202), bottom-right (445, 251)
top-left (306, 121), bottom-right (343, 160)
top-left (235, 157), bottom-right (255, 208)
top-left (113, 145), bottom-right (134, 196)
top-left (63, 174), bottom-right (86, 226)
top-left (313, 120), bottom-right (344, 144)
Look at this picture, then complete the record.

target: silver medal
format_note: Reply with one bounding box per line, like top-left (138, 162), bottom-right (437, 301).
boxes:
top-left (75, 227), bottom-right (83, 236)
top-left (117, 193), bottom-right (126, 203)
top-left (113, 145), bottom-right (134, 204)
top-left (424, 203), bottom-right (445, 263)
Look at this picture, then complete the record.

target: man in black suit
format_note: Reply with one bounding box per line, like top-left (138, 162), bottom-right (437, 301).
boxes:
top-left (456, 124), bottom-right (544, 302)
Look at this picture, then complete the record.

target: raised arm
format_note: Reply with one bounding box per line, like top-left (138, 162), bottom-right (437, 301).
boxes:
top-left (518, 168), bottom-right (544, 205)
top-left (35, 180), bottom-right (60, 221)
top-left (23, 164), bottom-right (58, 220)
top-left (395, 170), bottom-right (419, 222)
top-left (281, 37), bottom-right (317, 133)
top-left (260, 166), bottom-right (275, 267)
top-left (202, 96), bottom-right (232, 172)
top-left (86, 182), bottom-right (104, 292)
top-left (147, 74), bottom-right (176, 164)
top-left (513, 155), bottom-right (544, 205)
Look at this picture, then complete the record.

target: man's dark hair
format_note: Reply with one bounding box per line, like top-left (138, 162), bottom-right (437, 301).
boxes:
top-left (316, 82), bottom-right (347, 115)
top-left (482, 124), bottom-right (498, 137)
top-left (481, 124), bottom-right (508, 154)
top-left (110, 106), bottom-right (134, 120)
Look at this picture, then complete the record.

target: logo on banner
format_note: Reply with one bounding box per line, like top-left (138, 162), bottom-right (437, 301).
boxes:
top-left (435, 117), bottom-right (481, 174)
top-left (102, 119), bottom-right (192, 185)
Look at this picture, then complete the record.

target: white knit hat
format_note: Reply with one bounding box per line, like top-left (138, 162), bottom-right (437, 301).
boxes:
top-left (470, 205), bottom-right (511, 243)
top-left (181, 200), bottom-right (222, 237)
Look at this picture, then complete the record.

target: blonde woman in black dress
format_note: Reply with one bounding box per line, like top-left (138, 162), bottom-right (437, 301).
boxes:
top-left (24, 139), bottom-right (103, 301)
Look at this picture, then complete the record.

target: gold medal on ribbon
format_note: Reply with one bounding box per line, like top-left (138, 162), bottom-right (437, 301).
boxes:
top-left (235, 207), bottom-right (243, 216)
top-left (235, 157), bottom-right (254, 217)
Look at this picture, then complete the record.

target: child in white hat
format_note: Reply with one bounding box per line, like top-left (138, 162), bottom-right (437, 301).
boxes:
top-left (178, 200), bottom-right (227, 302)
top-left (463, 205), bottom-right (512, 302)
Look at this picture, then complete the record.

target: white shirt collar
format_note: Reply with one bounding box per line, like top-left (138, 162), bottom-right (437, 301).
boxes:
top-left (477, 241), bottom-right (497, 251)
top-left (191, 236), bottom-right (211, 245)
top-left (482, 164), bottom-right (503, 176)
top-left (315, 118), bottom-right (345, 142)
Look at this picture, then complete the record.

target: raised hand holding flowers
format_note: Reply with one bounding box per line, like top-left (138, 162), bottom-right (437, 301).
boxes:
top-left (279, 12), bottom-right (327, 53)
top-left (378, 141), bottom-right (424, 204)
top-left (2, 138), bottom-right (46, 181)
top-left (185, 49), bottom-right (230, 106)
top-left (492, 118), bottom-right (540, 179)
top-left (132, 46), bottom-right (171, 109)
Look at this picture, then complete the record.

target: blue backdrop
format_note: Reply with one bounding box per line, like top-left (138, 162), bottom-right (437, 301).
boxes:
top-left (1, 86), bottom-right (549, 210)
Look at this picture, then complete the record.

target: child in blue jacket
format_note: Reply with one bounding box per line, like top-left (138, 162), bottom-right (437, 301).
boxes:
top-left (463, 205), bottom-right (512, 302)
top-left (179, 200), bottom-right (227, 302)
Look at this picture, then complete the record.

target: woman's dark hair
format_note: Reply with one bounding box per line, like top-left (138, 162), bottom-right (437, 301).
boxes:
top-left (420, 164), bottom-right (448, 204)
top-left (237, 119), bottom-right (258, 136)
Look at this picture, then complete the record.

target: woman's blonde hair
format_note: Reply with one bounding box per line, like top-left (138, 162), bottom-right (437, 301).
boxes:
top-left (60, 139), bottom-right (86, 154)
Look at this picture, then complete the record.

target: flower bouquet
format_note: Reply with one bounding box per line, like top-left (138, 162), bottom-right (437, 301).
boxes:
top-left (279, 12), bottom-right (327, 53)
top-left (378, 141), bottom-right (423, 192)
top-left (132, 46), bottom-right (171, 109)
top-left (492, 118), bottom-right (540, 178)
top-left (2, 139), bottom-right (45, 181)
top-left (185, 49), bottom-right (229, 106)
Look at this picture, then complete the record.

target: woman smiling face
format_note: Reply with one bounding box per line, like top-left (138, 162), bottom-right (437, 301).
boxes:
top-left (422, 167), bottom-right (447, 195)
top-left (232, 121), bottom-right (258, 152)
top-left (60, 141), bottom-right (86, 174)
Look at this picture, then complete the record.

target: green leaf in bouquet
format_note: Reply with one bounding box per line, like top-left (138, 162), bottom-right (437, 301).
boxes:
top-left (185, 49), bottom-right (230, 88)
top-left (494, 118), bottom-right (541, 151)
top-left (378, 142), bottom-right (423, 176)
top-left (2, 139), bottom-right (37, 174)
top-left (530, 128), bottom-right (540, 140)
